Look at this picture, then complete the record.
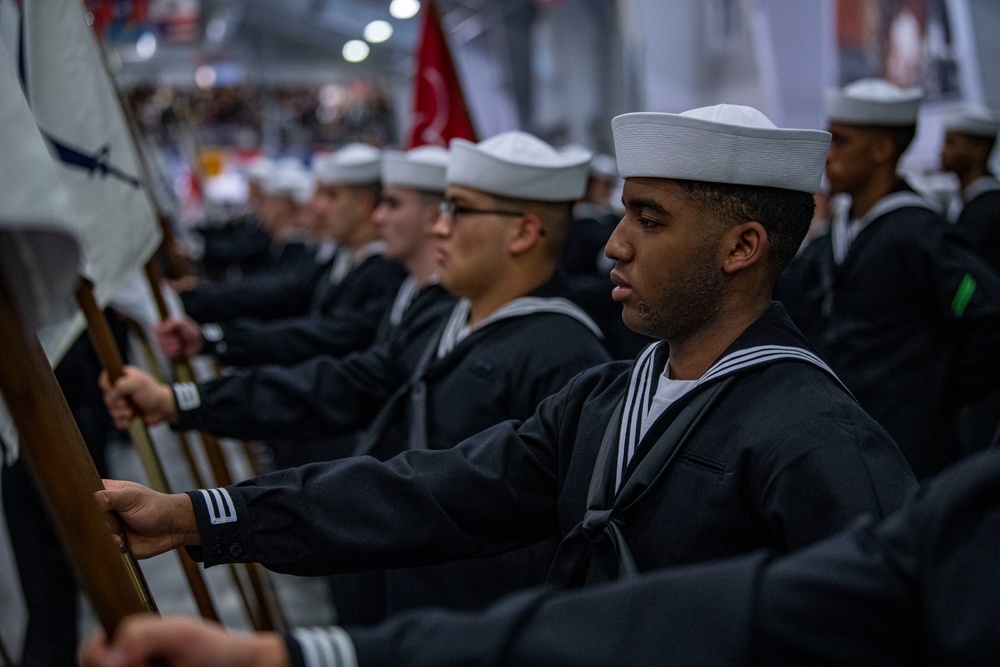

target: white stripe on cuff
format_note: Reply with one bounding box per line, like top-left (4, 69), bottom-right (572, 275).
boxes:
top-left (173, 382), bottom-right (201, 411)
top-left (291, 627), bottom-right (358, 667)
top-left (199, 487), bottom-right (237, 525)
top-left (201, 323), bottom-right (224, 341)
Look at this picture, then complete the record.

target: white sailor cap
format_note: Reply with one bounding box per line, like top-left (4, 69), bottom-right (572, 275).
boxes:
top-left (825, 78), bottom-right (922, 126)
top-left (246, 156), bottom-right (274, 183)
top-left (263, 159), bottom-right (312, 198)
top-left (292, 173), bottom-right (316, 206)
top-left (612, 105), bottom-right (831, 193)
top-left (447, 131), bottom-right (592, 201)
top-left (382, 146), bottom-right (449, 193)
top-left (942, 105), bottom-right (1000, 138)
top-left (313, 143), bottom-right (382, 185)
top-left (589, 153), bottom-right (619, 181)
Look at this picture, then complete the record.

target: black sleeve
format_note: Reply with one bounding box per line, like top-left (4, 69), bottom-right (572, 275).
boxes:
top-left (212, 306), bottom-right (382, 366)
top-left (917, 225), bottom-right (1000, 400)
top-left (346, 554), bottom-right (765, 667)
top-left (176, 339), bottom-right (408, 440)
top-left (180, 263), bottom-right (320, 323)
top-left (755, 447), bottom-right (1000, 665)
top-left (346, 450), bottom-right (1000, 667)
top-left (210, 258), bottom-right (405, 366)
top-left (188, 377), bottom-right (588, 575)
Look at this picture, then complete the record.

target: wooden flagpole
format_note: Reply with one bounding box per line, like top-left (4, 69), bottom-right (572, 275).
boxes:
top-left (74, 280), bottom-right (220, 623)
top-left (98, 40), bottom-right (284, 630)
top-left (143, 262), bottom-right (286, 633)
top-left (119, 315), bottom-right (208, 490)
top-left (0, 274), bottom-right (156, 633)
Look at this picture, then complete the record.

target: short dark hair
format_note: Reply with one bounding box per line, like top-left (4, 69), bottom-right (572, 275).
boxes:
top-left (852, 123), bottom-right (917, 160)
top-left (493, 195), bottom-right (575, 261)
top-left (676, 180), bottom-right (815, 279)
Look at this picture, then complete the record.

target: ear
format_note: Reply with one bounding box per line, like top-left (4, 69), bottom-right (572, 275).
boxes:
top-left (721, 221), bottom-right (767, 274)
top-left (507, 212), bottom-right (545, 256)
top-left (871, 134), bottom-right (897, 166)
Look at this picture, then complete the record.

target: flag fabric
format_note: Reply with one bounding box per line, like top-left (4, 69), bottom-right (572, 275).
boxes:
top-left (407, 0), bottom-right (477, 148)
top-left (0, 44), bottom-right (84, 461)
top-left (19, 0), bottom-right (161, 360)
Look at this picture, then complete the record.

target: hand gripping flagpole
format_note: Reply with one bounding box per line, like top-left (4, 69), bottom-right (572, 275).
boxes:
top-left (0, 272), bottom-right (157, 633)
top-left (144, 261), bottom-right (286, 633)
top-left (74, 278), bottom-right (221, 623)
top-left (96, 34), bottom-right (285, 631)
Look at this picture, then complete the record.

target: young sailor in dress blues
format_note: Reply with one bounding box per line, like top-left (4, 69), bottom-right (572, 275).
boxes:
top-left (96, 106), bottom-right (918, 667)
top-left (779, 80), bottom-right (1000, 479)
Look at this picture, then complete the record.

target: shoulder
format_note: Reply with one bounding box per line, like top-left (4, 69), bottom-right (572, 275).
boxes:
top-left (726, 358), bottom-right (879, 435)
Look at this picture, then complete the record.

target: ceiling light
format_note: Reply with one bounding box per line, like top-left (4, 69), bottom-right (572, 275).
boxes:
top-left (195, 65), bottom-right (217, 88)
top-left (206, 16), bottom-right (227, 43)
top-left (342, 40), bottom-right (370, 63)
top-left (364, 20), bottom-right (393, 43)
top-left (389, 0), bottom-right (420, 20)
top-left (136, 31), bottom-right (157, 60)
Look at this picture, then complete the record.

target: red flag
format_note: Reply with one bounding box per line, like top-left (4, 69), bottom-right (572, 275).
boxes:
top-left (407, 0), bottom-right (477, 148)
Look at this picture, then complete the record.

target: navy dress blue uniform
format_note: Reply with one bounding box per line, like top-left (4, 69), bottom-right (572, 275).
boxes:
top-left (171, 282), bottom-right (454, 442)
top-left (192, 214), bottom-right (273, 280)
top-left (327, 446), bottom-right (1000, 667)
top-left (203, 252), bottom-right (405, 367)
top-left (180, 245), bottom-right (333, 324)
top-left (184, 247), bottom-right (406, 367)
top-left (951, 175), bottom-right (1000, 452)
top-left (186, 304), bottom-right (914, 615)
top-left (954, 175), bottom-right (1000, 275)
top-left (778, 182), bottom-right (1000, 479)
top-left (183, 275), bottom-right (612, 617)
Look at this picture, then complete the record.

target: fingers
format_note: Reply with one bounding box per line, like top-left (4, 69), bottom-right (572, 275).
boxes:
top-left (96, 479), bottom-right (141, 512)
top-left (101, 373), bottom-right (137, 430)
top-left (154, 319), bottom-right (187, 359)
top-left (77, 629), bottom-right (116, 667)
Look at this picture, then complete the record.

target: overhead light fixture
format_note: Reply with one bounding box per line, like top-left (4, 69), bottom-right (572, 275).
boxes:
top-left (389, 0), bottom-right (420, 20)
top-left (364, 20), bottom-right (393, 43)
top-left (343, 40), bottom-right (370, 63)
top-left (206, 16), bottom-right (228, 43)
top-left (135, 31), bottom-right (157, 60)
top-left (195, 65), bottom-right (217, 88)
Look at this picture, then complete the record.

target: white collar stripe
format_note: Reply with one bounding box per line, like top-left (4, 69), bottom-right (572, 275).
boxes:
top-left (389, 276), bottom-right (419, 327)
top-left (614, 342), bottom-right (847, 490)
top-left (701, 345), bottom-right (837, 384)
top-left (615, 343), bottom-right (659, 489)
top-left (832, 190), bottom-right (934, 264)
top-left (436, 296), bottom-right (602, 359)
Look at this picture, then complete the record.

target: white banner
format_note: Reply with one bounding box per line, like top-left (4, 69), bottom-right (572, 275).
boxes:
top-left (0, 45), bottom-right (84, 462)
top-left (20, 0), bottom-right (162, 358)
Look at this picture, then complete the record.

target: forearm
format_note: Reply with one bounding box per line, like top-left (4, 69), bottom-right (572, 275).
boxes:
top-left (187, 424), bottom-right (557, 574)
top-left (175, 352), bottom-right (396, 440)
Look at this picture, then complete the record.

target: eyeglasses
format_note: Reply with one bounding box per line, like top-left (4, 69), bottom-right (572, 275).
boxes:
top-left (438, 200), bottom-right (525, 225)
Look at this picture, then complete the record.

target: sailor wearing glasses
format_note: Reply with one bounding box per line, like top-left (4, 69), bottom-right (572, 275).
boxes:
top-left (101, 132), bottom-right (612, 617)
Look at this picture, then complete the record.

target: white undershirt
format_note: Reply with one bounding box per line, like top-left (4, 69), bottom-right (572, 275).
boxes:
top-left (639, 366), bottom-right (699, 441)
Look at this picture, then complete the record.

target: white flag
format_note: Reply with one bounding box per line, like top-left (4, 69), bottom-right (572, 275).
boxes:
top-left (20, 0), bottom-right (162, 356)
top-left (0, 45), bottom-right (84, 462)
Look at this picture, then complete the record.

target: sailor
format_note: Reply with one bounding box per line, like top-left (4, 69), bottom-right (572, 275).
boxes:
top-left (778, 80), bottom-right (1000, 478)
top-left (84, 446), bottom-right (1000, 667)
top-left (159, 143), bottom-right (407, 367)
top-left (98, 107), bottom-right (914, 631)
top-left (940, 105), bottom-right (1000, 274)
top-left (101, 132), bottom-right (613, 616)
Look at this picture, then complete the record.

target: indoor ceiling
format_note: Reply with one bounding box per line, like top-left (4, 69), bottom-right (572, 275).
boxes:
top-left (112, 0), bottom-right (539, 86)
